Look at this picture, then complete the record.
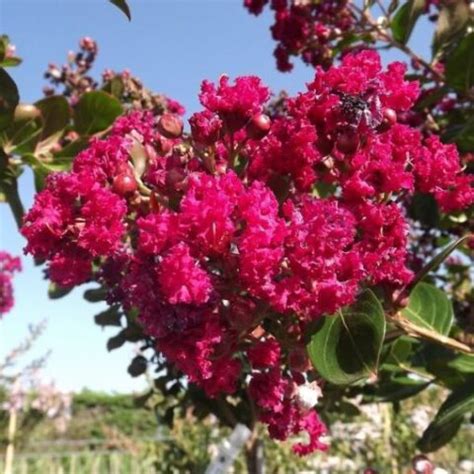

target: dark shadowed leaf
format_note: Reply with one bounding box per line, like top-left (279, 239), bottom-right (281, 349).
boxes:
top-left (94, 307), bottom-right (123, 327)
top-left (418, 381), bottom-right (474, 452)
top-left (409, 193), bottom-right (440, 227)
top-left (0, 68), bottom-right (19, 131)
top-left (48, 282), bottom-right (73, 300)
top-left (128, 355), bottom-right (148, 377)
top-left (307, 290), bottom-right (386, 385)
top-left (109, 0), bottom-right (132, 21)
top-left (445, 33), bottom-right (474, 93)
top-left (107, 332), bottom-right (126, 351)
top-left (84, 286), bottom-right (108, 303)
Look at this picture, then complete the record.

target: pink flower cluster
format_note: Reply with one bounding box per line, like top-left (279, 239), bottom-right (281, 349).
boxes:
top-left (0, 251), bottom-right (21, 316)
top-left (244, 0), bottom-right (354, 71)
top-left (22, 51), bottom-right (473, 454)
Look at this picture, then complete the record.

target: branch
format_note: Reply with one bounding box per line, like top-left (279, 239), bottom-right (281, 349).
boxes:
top-left (389, 313), bottom-right (474, 354)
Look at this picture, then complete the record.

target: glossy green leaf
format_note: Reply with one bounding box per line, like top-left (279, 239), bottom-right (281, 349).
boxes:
top-left (402, 283), bottom-right (453, 336)
top-left (418, 381), bottom-right (474, 452)
top-left (74, 91), bottom-right (122, 135)
top-left (307, 290), bottom-right (386, 385)
top-left (0, 68), bottom-right (19, 131)
top-left (391, 0), bottom-right (425, 44)
top-left (382, 337), bottom-right (414, 370)
top-left (35, 95), bottom-right (71, 140)
top-left (109, 0), bottom-right (131, 21)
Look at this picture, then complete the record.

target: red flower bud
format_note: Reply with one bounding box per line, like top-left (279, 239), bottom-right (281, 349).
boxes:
top-left (247, 113), bottom-right (271, 139)
top-left (158, 113), bottom-right (184, 139)
top-left (113, 173), bottom-right (137, 196)
top-left (383, 108), bottom-right (397, 126)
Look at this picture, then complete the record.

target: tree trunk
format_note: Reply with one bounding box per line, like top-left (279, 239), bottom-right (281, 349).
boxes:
top-left (245, 438), bottom-right (265, 474)
top-left (4, 409), bottom-right (17, 474)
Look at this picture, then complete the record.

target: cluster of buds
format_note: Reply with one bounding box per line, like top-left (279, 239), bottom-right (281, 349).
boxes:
top-left (44, 37), bottom-right (185, 117)
top-left (244, 0), bottom-right (355, 71)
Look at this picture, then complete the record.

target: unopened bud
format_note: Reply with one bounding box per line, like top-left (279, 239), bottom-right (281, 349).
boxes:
top-left (158, 113), bottom-right (184, 139)
top-left (247, 114), bottom-right (271, 140)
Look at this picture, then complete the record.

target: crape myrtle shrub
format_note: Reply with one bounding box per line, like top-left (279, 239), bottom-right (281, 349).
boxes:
top-left (0, 251), bottom-right (21, 316)
top-left (0, 0), bottom-right (472, 464)
top-left (21, 50), bottom-right (473, 454)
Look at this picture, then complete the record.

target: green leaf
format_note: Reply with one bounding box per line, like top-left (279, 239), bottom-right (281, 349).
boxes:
top-left (443, 113), bottom-right (474, 152)
top-left (382, 337), bottom-right (414, 369)
top-left (409, 193), bottom-right (440, 228)
top-left (74, 91), bottom-right (122, 135)
top-left (84, 286), bottom-right (108, 303)
top-left (0, 68), bottom-right (19, 131)
top-left (409, 235), bottom-right (471, 290)
top-left (445, 33), bottom-right (474, 93)
top-left (402, 283), bottom-right (453, 336)
top-left (53, 137), bottom-right (90, 159)
top-left (447, 354), bottom-right (474, 373)
top-left (48, 282), bottom-right (73, 299)
top-left (363, 376), bottom-right (430, 403)
top-left (307, 290), bottom-right (386, 385)
top-left (0, 149), bottom-right (24, 228)
top-left (109, 0), bottom-right (132, 21)
top-left (103, 76), bottom-right (125, 99)
top-left (35, 96), bottom-right (70, 141)
top-left (128, 355), bottom-right (147, 377)
top-left (22, 154), bottom-right (73, 191)
top-left (94, 307), bottom-right (122, 327)
top-left (0, 36), bottom-right (21, 68)
top-left (0, 58), bottom-right (22, 68)
top-left (391, 0), bottom-right (425, 45)
top-left (107, 332), bottom-right (126, 351)
top-left (433, 0), bottom-right (469, 53)
top-left (418, 381), bottom-right (474, 452)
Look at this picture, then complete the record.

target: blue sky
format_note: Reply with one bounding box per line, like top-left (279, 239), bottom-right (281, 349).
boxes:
top-left (0, 0), bottom-right (431, 393)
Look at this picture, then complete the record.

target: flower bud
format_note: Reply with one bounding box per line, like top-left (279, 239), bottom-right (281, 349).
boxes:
top-left (378, 107), bottom-right (398, 132)
top-left (113, 173), bottom-right (137, 196)
top-left (158, 113), bottom-right (184, 139)
top-left (247, 114), bottom-right (271, 139)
